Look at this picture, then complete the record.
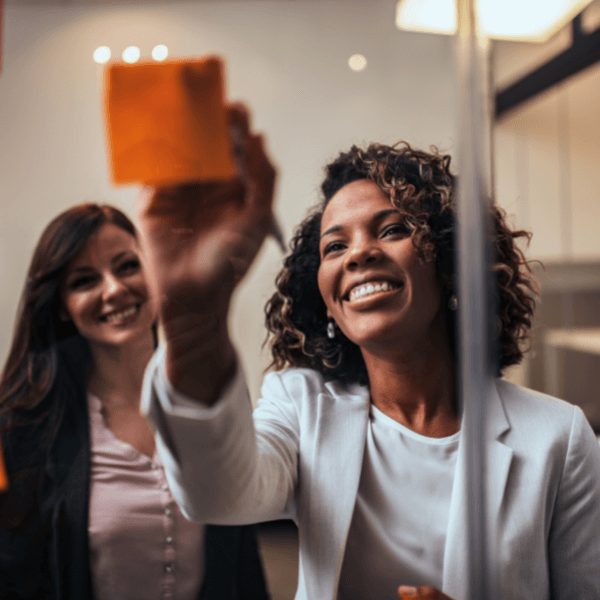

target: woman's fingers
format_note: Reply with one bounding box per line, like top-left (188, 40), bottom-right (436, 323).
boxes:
top-left (228, 102), bottom-right (251, 140)
top-left (245, 134), bottom-right (276, 210)
top-left (241, 134), bottom-right (276, 240)
top-left (398, 585), bottom-right (454, 599)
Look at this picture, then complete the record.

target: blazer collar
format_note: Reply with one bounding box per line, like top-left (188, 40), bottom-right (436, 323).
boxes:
top-left (442, 379), bottom-right (514, 600)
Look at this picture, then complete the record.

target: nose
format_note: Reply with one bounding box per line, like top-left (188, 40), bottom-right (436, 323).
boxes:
top-left (101, 273), bottom-right (128, 302)
top-left (344, 239), bottom-right (382, 269)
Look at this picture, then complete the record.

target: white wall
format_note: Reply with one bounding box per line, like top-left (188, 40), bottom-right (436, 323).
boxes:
top-left (0, 1), bottom-right (457, 401)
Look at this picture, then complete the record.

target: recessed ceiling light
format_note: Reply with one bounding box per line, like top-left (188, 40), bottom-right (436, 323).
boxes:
top-left (348, 54), bottom-right (367, 72)
top-left (93, 46), bottom-right (111, 64)
top-left (152, 45), bottom-right (169, 62)
top-left (122, 46), bottom-right (141, 64)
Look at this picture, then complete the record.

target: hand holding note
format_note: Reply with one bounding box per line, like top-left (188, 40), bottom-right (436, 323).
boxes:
top-left (135, 103), bottom-right (276, 402)
top-left (104, 57), bottom-right (277, 402)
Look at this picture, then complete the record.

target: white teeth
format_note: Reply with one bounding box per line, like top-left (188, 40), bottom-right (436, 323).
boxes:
top-left (348, 281), bottom-right (399, 302)
top-left (104, 305), bottom-right (139, 323)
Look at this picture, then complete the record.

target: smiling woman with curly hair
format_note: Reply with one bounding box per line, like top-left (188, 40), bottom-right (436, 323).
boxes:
top-left (137, 116), bottom-right (600, 600)
top-left (265, 142), bottom-right (537, 385)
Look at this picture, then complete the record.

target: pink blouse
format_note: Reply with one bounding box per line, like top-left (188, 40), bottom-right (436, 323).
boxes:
top-left (87, 393), bottom-right (205, 600)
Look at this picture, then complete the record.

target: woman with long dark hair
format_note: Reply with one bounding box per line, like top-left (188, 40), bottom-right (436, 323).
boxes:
top-left (0, 203), bottom-right (269, 600)
top-left (135, 106), bottom-right (600, 600)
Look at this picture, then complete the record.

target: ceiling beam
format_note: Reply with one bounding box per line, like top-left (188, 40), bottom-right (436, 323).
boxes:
top-left (495, 13), bottom-right (600, 119)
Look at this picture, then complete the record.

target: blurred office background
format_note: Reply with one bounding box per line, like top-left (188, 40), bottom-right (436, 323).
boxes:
top-left (1, 1), bottom-right (599, 598)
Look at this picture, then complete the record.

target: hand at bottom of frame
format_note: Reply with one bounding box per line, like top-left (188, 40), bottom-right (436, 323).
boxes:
top-left (398, 585), bottom-right (455, 600)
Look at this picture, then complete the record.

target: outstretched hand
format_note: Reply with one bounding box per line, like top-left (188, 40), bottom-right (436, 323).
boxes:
top-left (398, 585), bottom-right (454, 600)
top-left (135, 103), bottom-right (276, 402)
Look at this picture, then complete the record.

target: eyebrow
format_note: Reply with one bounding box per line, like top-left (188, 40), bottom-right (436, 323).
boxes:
top-left (320, 208), bottom-right (400, 239)
top-left (67, 251), bottom-right (132, 275)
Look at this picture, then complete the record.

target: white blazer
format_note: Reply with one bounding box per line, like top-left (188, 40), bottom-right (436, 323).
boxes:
top-left (142, 350), bottom-right (600, 600)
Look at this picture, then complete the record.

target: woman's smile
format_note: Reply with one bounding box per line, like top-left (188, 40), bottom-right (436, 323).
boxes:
top-left (346, 279), bottom-right (403, 303)
top-left (99, 303), bottom-right (142, 324)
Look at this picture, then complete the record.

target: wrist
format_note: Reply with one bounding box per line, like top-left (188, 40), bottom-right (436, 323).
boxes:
top-left (162, 314), bottom-right (236, 404)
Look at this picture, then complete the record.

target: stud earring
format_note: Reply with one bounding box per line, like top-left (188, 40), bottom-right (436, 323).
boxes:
top-left (327, 319), bottom-right (336, 339)
top-left (448, 294), bottom-right (458, 311)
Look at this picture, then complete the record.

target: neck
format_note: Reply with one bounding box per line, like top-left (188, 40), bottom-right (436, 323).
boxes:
top-left (361, 326), bottom-right (459, 438)
top-left (87, 331), bottom-right (155, 408)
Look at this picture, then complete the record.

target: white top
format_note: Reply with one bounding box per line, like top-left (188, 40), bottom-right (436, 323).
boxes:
top-left (338, 404), bottom-right (459, 600)
top-left (87, 392), bottom-right (205, 600)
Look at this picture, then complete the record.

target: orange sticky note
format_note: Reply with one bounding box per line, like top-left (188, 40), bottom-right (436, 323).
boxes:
top-left (0, 438), bottom-right (8, 492)
top-left (104, 57), bottom-right (236, 187)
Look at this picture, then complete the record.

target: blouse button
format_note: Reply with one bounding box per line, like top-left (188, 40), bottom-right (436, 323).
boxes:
top-left (165, 508), bottom-right (172, 517)
top-left (166, 536), bottom-right (173, 544)
top-left (165, 563), bottom-right (174, 574)
top-left (162, 484), bottom-right (168, 492)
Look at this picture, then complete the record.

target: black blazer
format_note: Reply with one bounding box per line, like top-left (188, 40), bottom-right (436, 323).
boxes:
top-left (0, 390), bottom-right (270, 600)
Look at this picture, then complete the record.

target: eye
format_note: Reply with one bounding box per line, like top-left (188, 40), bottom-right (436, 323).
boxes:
top-left (381, 223), bottom-right (411, 238)
top-left (69, 275), bottom-right (95, 290)
top-left (322, 241), bottom-right (346, 256)
top-left (118, 258), bottom-right (141, 273)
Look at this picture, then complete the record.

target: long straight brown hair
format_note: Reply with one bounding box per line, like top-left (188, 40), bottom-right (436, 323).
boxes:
top-left (0, 204), bottom-right (138, 438)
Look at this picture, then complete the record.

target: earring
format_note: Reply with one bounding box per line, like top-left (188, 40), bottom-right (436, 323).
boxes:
top-left (448, 294), bottom-right (458, 311)
top-left (327, 319), bottom-right (336, 339)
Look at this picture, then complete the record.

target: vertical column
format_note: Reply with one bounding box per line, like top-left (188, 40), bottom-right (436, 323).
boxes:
top-left (455, 0), bottom-right (496, 598)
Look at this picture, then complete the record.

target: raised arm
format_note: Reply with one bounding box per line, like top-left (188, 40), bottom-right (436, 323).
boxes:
top-left (136, 104), bottom-right (276, 405)
top-left (135, 105), bottom-right (296, 523)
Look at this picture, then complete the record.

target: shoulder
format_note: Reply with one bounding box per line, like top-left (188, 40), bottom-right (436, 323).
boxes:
top-left (495, 378), bottom-right (579, 422)
top-left (494, 379), bottom-right (599, 459)
top-left (261, 367), bottom-right (367, 406)
top-left (256, 368), bottom-right (369, 433)
top-left (263, 367), bottom-right (329, 395)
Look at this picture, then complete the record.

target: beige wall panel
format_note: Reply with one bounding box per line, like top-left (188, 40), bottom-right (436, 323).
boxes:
top-left (494, 117), bottom-right (531, 233)
top-left (496, 90), bottom-right (565, 261)
top-left (565, 67), bottom-right (600, 259)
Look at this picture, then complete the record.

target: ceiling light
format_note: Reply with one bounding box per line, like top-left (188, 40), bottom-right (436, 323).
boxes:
top-left (396, 0), bottom-right (594, 41)
top-left (348, 54), bottom-right (368, 71)
top-left (93, 46), bottom-right (111, 64)
top-left (122, 46), bottom-right (141, 64)
top-left (152, 45), bottom-right (169, 62)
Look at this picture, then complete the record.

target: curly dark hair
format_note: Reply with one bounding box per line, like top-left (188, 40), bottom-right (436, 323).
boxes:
top-left (265, 142), bottom-right (537, 385)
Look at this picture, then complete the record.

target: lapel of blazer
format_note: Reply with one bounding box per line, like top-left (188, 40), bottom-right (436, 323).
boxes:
top-left (303, 379), bottom-right (370, 600)
top-left (44, 396), bottom-right (93, 600)
top-left (442, 379), bottom-right (513, 600)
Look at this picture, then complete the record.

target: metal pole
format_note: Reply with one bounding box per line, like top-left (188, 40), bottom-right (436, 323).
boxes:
top-left (455, 0), bottom-right (496, 598)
